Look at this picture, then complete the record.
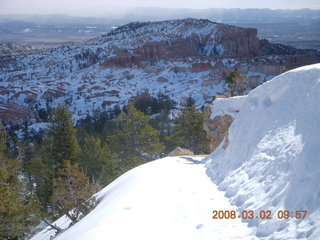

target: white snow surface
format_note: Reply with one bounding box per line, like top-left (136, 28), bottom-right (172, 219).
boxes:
top-left (31, 157), bottom-right (256, 240)
top-left (206, 63), bottom-right (320, 239)
top-left (210, 95), bottom-right (248, 119)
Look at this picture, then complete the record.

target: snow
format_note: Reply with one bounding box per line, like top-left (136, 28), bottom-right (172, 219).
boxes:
top-left (28, 122), bottom-right (48, 131)
top-left (206, 63), bottom-right (320, 239)
top-left (210, 96), bottom-right (248, 119)
top-left (31, 157), bottom-right (256, 240)
top-left (222, 58), bottom-right (238, 68)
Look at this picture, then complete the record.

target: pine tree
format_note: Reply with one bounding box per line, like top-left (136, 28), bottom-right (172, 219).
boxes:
top-left (25, 148), bottom-right (50, 207)
top-left (39, 105), bottom-right (81, 207)
top-left (150, 93), bottom-right (176, 114)
top-left (50, 160), bottom-right (95, 226)
top-left (169, 105), bottom-right (210, 154)
top-left (225, 71), bottom-right (247, 96)
top-left (109, 103), bottom-right (164, 168)
top-left (186, 96), bottom-right (196, 107)
top-left (0, 124), bottom-right (7, 157)
top-left (149, 110), bottom-right (174, 154)
top-left (79, 135), bottom-right (117, 186)
top-left (45, 104), bottom-right (81, 167)
top-left (0, 127), bottom-right (40, 240)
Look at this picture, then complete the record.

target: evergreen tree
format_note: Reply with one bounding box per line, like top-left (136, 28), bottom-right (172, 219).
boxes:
top-left (79, 135), bottom-right (117, 186)
top-left (45, 104), bottom-right (81, 167)
top-left (38, 105), bottom-right (81, 207)
top-left (0, 127), bottom-right (40, 240)
top-left (169, 105), bottom-right (210, 154)
top-left (109, 103), bottom-right (164, 168)
top-left (150, 93), bottom-right (176, 114)
top-left (122, 156), bottom-right (143, 172)
top-left (25, 146), bottom-right (50, 207)
top-left (186, 96), bottom-right (196, 107)
top-left (149, 110), bottom-right (174, 154)
top-left (0, 124), bottom-right (7, 156)
top-left (0, 159), bottom-right (41, 239)
top-left (50, 160), bottom-right (95, 226)
top-left (109, 104), bottom-right (122, 119)
top-left (225, 71), bottom-right (247, 96)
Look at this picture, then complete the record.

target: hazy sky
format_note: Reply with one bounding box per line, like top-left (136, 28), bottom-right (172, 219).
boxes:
top-left (1, 0), bottom-right (320, 16)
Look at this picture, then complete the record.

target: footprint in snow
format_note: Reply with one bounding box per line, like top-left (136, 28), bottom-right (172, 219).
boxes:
top-left (196, 224), bottom-right (203, 229)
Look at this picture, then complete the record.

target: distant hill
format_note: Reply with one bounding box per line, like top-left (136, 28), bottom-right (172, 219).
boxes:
top-left (1, 8), bottom-right (320, 49)
top-left (0, 18), bottom-right (319, 125)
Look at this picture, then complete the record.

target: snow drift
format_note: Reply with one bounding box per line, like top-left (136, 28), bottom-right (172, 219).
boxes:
top-left (206, 63), bottom-right (320, 239)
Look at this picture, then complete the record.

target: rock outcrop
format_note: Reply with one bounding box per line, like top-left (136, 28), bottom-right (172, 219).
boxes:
top-left (203, 96), bottom-right (248, 151)
top-left (203, 114), bottom-right (233, 151)
top-left (0, 103), bottom-right (36, 125)
top-left (167, 147), bottom-right (194, 157)
top-left (203, 106), bottom-right (233, 151)
top-left (216, 25), bottom-right (260, 57)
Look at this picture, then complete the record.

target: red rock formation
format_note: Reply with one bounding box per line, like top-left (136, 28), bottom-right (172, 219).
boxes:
top-left (217, 26), bottom-right (260, 57)
top-left (0, 103), bottom-right (36, 125)
top-left (135, 42), bottom-right (168, 60)
top-left (41, 89), bottom-right (66, 100)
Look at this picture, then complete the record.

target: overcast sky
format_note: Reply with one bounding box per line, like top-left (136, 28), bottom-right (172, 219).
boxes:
top-left (1, 0), bottom-right (320, 16)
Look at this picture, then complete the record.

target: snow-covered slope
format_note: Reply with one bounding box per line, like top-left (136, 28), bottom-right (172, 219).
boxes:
top-left (207, 63), bottom-right (320, 239)
top-left (31, 157), bottom-right (256, 240)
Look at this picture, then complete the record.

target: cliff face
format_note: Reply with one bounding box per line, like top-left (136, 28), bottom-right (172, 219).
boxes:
top-left (216, 26), bottom-right (260, 57)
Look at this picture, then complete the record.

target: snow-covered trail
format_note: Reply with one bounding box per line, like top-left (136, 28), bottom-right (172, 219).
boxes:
top-left (34, 156), bottom-right (256, 240)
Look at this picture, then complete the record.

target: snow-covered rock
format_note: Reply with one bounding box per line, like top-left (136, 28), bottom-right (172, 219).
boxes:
top-left (167, 146), bottom-right (194, 156)
top-left (206, 63), bottom-right (320, 239)
top-left (210, 95), bottom-right (248, 119)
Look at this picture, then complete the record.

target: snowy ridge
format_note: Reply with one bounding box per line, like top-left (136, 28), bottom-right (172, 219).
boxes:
top-left (206, 63), bottom-right (320, 239)
top-left (87, 19), bottom-right (220, 51)
top-left (210, 95), bottom-right (248, 119)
